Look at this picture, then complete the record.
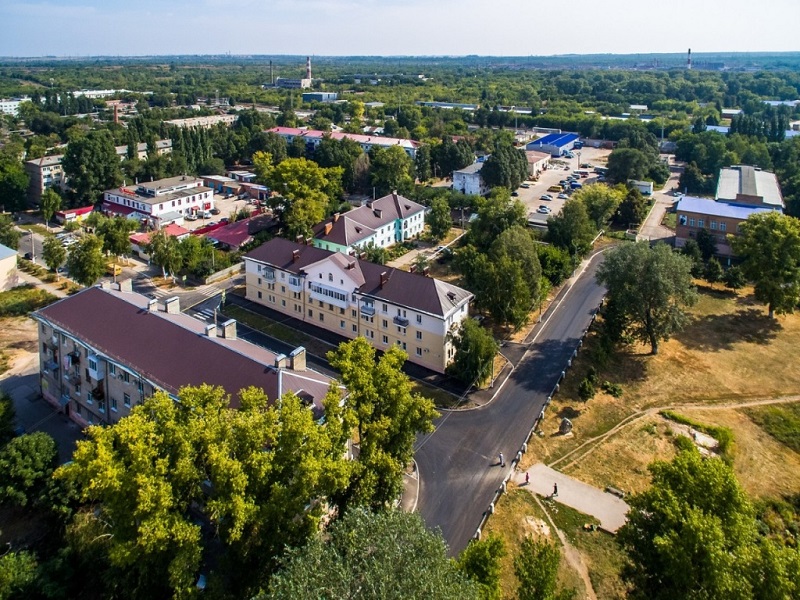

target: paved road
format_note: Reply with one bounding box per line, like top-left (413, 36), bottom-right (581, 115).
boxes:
top-left (639, 168), bottom-right (680, 244)
top-left (414, 252), bottom-right (607, 554)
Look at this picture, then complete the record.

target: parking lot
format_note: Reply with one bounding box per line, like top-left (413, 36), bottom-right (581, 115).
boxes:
top-left (513, 145), bottom-right (612, 227)
top-left (180, 194), bottom-right (255, 232)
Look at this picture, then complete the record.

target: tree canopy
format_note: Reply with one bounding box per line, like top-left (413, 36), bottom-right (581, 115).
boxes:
top-left (65, 234), bottom-right (106, 287)
top-left (61, 130), bottom-right (122, 204)
top-left (447, 317), bottom-right (499, 386)
top-left (596, 242), bottom-right (696, 354)
top-left (730, 211), bottom-right (800, 318)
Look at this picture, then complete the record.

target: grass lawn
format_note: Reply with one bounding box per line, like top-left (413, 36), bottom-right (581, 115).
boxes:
top-left (222, 304), bottom-right (328, 352)
top-left (482, 489), bottom-right (586, 600)
top-left (661, 210), bottom-right (676, 229)
top-left (743, 403), bottom-right (800, 454)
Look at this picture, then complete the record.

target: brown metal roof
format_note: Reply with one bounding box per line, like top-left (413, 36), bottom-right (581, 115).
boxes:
top-left (34, 286), bottom-right (334, 408)
top-left (245, 238), bottom-right (472, 317)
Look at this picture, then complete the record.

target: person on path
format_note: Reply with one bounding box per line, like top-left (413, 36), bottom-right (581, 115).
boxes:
top-left (525, 472), bottom-right (530, 485)
top-left (499, 453), bottom-right (505, 467)
top-left (553, 483), bottom-right (558, 497)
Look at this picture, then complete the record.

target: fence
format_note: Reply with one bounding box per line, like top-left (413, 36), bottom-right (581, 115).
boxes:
top-left (203, 262), bottom-right (243, 285)
top-left (472, 298), bottom-right (605, 542)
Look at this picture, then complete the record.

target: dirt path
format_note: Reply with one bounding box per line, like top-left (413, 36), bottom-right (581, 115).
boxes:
top-left (530, 492), bottom-right (598, 600)
top-left (549, 395), bottom-right (800, 471)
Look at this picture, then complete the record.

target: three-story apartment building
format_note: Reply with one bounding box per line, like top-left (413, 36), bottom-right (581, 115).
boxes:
top-left (244, 238), bottom-right (473, 373)
top-left (32, 283), bottom-right (335, 428)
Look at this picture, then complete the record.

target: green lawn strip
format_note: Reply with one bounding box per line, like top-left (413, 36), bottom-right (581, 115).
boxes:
top-left (742, 404), bottom-right (800, 454)
top-left (0, 284), bottom-right (58, 316)
top-left (659, 410), bottom-right (734, 457)
top-left (410, 380), bottom-right (458, 408)
top-left (223, 304), bottom-right (310, 347)
top-left (18, 223), bottom-right (52, 237)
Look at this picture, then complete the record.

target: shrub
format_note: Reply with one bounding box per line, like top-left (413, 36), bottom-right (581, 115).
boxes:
top-left (601, 381), bottom-right (623, 397)
top-left (586, 366), bottom-right (599, 386)
top-left (673, 434), bottom-right (696, 452)
top-left (578, 377), bottom-right (595, 402)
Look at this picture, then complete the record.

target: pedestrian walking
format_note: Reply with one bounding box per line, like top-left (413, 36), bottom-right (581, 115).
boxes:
top-left (525, 472), bottom-right (530, 485)
top-left (499, 453), bottom-right (505, 467)
top-left (553, 482), bottom-right (558, 497)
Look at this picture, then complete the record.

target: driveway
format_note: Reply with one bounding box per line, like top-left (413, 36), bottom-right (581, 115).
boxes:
top-left (639, 168), bottom-right (680, 244)
top-left (414, 252), bottom-right (607, 553)
top-left (515, 463), bottom-right (630, 533)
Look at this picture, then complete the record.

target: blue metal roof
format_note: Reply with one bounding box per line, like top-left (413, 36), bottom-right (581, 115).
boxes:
top-left (676, 196), bottom-right (781, 220)
top-left (0, 244), bottom-right (16, 261)
top-left (526, 132), bottom-right (579, 149)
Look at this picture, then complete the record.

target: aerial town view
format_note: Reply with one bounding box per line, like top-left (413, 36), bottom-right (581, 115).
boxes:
top-left (1, 0), bottom-right (800, 598)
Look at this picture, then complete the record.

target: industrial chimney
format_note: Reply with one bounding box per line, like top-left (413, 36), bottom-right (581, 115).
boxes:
top-left (687, 48), bottom-right (692, 70)
top-left (306, 56), bottom-right (311, 80)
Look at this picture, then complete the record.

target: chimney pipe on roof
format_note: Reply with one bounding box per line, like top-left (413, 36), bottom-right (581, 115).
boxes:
top-left (423, 267), bottom-right (430, 277)
top-left (290, 346), bottom-right (306, 371)
top-left (333, 212), bottom-right (340, 222)
top-left (118, 278), bottom-right (132, 293)
top-left (380, 271), bottom-right (388, 288)
top-left (165, 297), bottom-right (180, 314)
top-left (147, 298), bottom-right (158, 312)
top-left (205, 323), bottom-right (217, 337)
top-left (221, 319), bottom-right (237, 340)
top-left (295, 234), bottom-right (304, 244)
top-left (292, 249), bottom-right (300, 262)
top-left (274, 353), bottom-right (287, 369)
top-left (324, 223), bottom-right (332, 235)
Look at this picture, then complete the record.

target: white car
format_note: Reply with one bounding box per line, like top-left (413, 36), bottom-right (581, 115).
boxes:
top-left (185, 213), bottom-right (198, 221)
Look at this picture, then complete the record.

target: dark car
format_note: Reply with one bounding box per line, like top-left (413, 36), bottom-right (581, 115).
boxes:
top-left (23, 252), bottom-right (32, 260)
top-left (210, 207), bottom-right (221, 215)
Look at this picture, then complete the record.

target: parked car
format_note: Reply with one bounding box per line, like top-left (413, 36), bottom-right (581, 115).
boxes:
top-left (520, 183), bottom-right (530, 189)
top-left (538, 205), bottom-right (551, 212)
top-left (185, 213), bottom-right (198, 221)
top-left (511, 191), bottom-right (519, 197)
top-left (540, 194), bottom-right (553, 201)
top-left (536, 207), bottom-right (550, 214)
top-left (558, 193), bottom-right (569, 200)
top-left (210, 207), bottom-right (221, 215)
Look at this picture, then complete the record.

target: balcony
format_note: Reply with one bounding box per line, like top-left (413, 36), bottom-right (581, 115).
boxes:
top-left (69, 348), bottom-right (81, 361)
top-left (360, 303), bottom-right (376, 316)
top-left (393, 316), bottom-right (409, 327)
top-left (66, 372), bottom-right (81, 385)
top-left (91, 385), bottom-right (105, 401)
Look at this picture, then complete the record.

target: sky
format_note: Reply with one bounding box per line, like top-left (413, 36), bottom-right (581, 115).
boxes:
top-left (1, 0), bottom-right (798, 57)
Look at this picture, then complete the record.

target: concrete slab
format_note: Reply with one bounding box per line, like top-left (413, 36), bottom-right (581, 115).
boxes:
top-left (516, 463), bottom-right (630, 533)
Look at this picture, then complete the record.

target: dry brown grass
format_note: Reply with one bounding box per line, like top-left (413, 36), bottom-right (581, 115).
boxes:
top-left (482, 488), bottom-right (586, 600)
top-left (0, 317), bottom-right (38, 376)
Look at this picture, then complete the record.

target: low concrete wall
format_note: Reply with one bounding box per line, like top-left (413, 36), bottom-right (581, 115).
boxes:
top-left (204, 262), bottom-right (243, 285)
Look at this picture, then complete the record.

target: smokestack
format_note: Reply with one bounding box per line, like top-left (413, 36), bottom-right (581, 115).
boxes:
top-left (687, 48), bottom-right (692, 70)
top-left (306, 56), bottom-right (311, 80)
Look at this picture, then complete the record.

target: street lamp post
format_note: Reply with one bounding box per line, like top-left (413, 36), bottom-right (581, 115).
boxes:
top-left (30, 231), bottom-right (35, 264)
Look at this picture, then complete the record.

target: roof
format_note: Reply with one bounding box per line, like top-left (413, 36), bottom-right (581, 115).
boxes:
top-left (676, 196), bottom-right (780, 220)
top-left (266, 127), bottom-right (420, 151)
top-left (245, 238), bottom-right (472, 318)
top-left (0, 243), bottom-right (16, 261)
top-left (716, 166), bottom-right (784, 208)
top-left (454, 162), bottom-right (484, 175)
top-left (526, 132), bottom-right (579, 149)
top-left (33, 286), bottom-right (334, 409)
top-left (130, 223), bottom-right (190, 245)
top-left (206, 220), bottom-right (253, 248)
top-left (56, 205), bottom-right (94, 218)
top-left (313, 193), bottom-right (424, 247)
top-left (26, 155), bottom-right (63, 167)
top-left (526, 150), bottom-right (551, 163)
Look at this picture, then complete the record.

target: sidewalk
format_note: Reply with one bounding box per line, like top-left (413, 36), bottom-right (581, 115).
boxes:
top-left (515, 463), bottom-right (629, 533)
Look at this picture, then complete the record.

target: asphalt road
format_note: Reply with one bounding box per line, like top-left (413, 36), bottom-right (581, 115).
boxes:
top-left (414, 252), bottom-right (607, 554)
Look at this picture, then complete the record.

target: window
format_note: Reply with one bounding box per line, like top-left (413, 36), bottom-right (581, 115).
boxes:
top-left (698, 219), bottom-right (704, 228)
top-left (98, 400), bottom-right (106, 414)
top-left (328, 273), bottom-right (333, 281)
top-left (689, 218), bottom-right (696, 227)
top-left (109, 363), bottom-right (116, 375)
top-left (416, 315), bottom-right (422, 324)
top-left (382, 319), bottom-right (388, 328)
top-left (111, 397), bottom-right (117, 412)
top-left (710, 221), bottom-right (717, 230)
top-left (416, 347), bottom-right (423, 357)
top-left (340, 320), bottom-right (345, 329)
top-left (88, 357), bottom-right (97, 371)
top-left (137, 380), bottom-right (144, 393)
top-left (281, 286), bottom-right (286, 293)
top-left (319, 313), bottom-right (324, 322)
top-left (258, 277), bottom-right (262, 285)
top-left (352, 310), bottom-right (357, 318)
top-left (352, 324), bottom-right (357, 332)
top-left (122, 371), bottom-right (130, 384)
top-left (382, 303), bottom-right (388, 312)
top-left (86, 391), bottom-right (93, 404)
top-left (123, 393), bottom-right (131, 408)
top-left (258, 291), bottom-right (262, 299)
top-left (416, 331), bottom-right (423, 340)
top-left (308, 309), bottom-right (313, 317)
top-left (719, 222), bottom-right (727, 232)
top-left (382, 335), bottom-right (388, 344)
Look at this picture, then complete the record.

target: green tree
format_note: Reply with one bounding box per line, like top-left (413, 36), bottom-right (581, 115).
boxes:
top-left (514, 537), bottom-right (571, 600)
top-left (0, 432), bottom-right (58, 508)
top-left (0, 391), bottom-right (15, 447)
top-left (614, 187), bottom-right (648, 227)
top-left (313, 135), bottom-right (363, 193)
top-left (619, 448), bottom-right (764, 600)
top-left (61, 130), bottom-right (122, 204)
top-left (265, 509), bottom-right (478, 600)
top-left (0, 156), bottom-right (30, 214)
top-left (704, 257), bottom-right (724, 288)
top-left (0, 551), bottom-right (38, 600)
top-left (730, 211), bottom-right (800, 318)
top-left (415, 143), bottom-right (433, 182)
top-left (573, 183), bottom-right (625, 228)
top-left (537, 244), bottom-right (574, 286)
top-left (427, 196), bottom-right (452, 240)
top-left (370, 145), bottom-right (415, 196)
top-left (481, 141), bottom-right (528, 191)
top-left (605, 147), bottom-right (651, 184)
top-left (96, 215), bottom-right (137, 275)
top-left (467, 188), bottom-right (526, 251)
top-left (327, 338), bottom-right (438, 510)
top-left (456, 534), bottom-right (505, 600)
top-left (255, 154), bottom-right (343, 238)
top-left (596, 242), bottom-right (697, 354)
top-left (65, 234), bottom-right (106, 287)
top-left (42, 236), bottom-right (66, 276)
top-left (40, 188), bottom-right (63, 230)
top-left (59, 384), bottom-right (352, 599)
top-left (547, 197), bottom-right (597, 257)
top-left (0, 214), bottom-right (21, 250)
top-left (723, 265), bottom-right (746, 292)
top-left (695, 227), bottom-right (717, 262)
top-left (146, 230), bottom-right (183, 279)
top-left (447, 318), bottom-right (499, 386)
